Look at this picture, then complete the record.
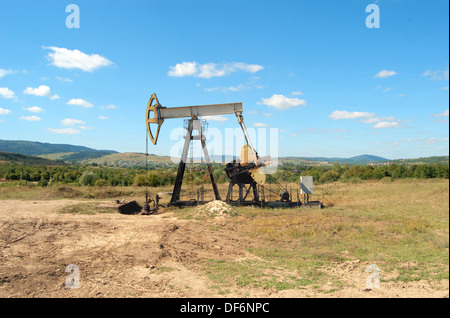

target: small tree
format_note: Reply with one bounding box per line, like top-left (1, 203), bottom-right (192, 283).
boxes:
top-left (94, 178), bottom-right (107, 187)
top-left (79, 171), bottom-right (97, 186)
top-left (319, 170), bottom-right (340, 183)
top-left (38, 177), bottom-right (48, 187)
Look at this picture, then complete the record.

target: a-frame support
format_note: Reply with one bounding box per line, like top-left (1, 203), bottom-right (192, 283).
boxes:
top-left (226, 181), bottom-right (259, 206)
top-left (168, 117), bottom-right (221, 206)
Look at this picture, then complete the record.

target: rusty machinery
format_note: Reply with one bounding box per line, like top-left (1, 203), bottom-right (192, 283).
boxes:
top-left (145, 93), bottom-right (322, 209)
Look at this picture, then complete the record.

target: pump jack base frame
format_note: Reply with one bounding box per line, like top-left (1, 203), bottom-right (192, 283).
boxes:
top-left (167, 117), bottom-right (221, 208)
top-left (225, 181), bottom-right (324, 209)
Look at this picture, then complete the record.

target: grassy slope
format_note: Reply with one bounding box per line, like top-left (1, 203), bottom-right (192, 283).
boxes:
top-left (189, 179), bottom-right (449, 290)
top-left (393, 156), bottom-right (449, 165)
top-left (81, 152), bottom-right (174, 165)
top-left (38, 152), bottom-right (175, 165)
top-left (0, 151), bottom-right (66, 166)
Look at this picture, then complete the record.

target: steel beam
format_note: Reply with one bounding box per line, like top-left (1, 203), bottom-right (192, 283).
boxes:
top-left (159, 103), bottom-right (243, 119)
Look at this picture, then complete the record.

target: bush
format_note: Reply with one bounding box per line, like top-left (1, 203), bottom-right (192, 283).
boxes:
top-left (380, 176), bottom-right (393, 183)
top-left (133, 174), bottom-right (146, 186)
top-left (38, 177), bottom-right (48, 187)
top-left (133, 172), bottom-right (161, 187)
top-left (319, 170), bottom-right (340, 183)
top-left (94, 178), bottom-right (107, 187)
top-left (79, 171), bottom-right (97, 186)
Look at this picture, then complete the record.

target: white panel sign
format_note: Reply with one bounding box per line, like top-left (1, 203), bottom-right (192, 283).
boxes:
top-left (300, 176), bottom-right (313, 194)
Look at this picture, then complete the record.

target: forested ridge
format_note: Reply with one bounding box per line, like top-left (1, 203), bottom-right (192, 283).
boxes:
top-left (0, 160), bottom-right (448, 187)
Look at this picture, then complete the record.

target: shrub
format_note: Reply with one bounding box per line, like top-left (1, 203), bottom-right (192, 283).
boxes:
top-left (79, 171), bottom-right (97, 186)
top-left (94, 178), bottom-right (107, 187)
top-left (319, 170), bottom-right (340, 183)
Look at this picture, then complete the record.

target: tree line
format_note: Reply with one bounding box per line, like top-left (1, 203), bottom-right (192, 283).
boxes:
top-left (270, 162), bottom-right (449, 184)
top-left (0, 161), bottom-right (448, 187)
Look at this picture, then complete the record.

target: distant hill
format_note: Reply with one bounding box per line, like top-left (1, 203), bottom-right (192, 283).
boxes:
top-left (82, 152), bottom-right (174, 167)
top-left (0, 140), bottom-right (117, 162)
top-left (280, 154), bottom-right (390, 165)
top-left (0, 139), bottom-right (117, 156)
top-left (0, 139), bottom-right (446, 167)
top-left (392, 156), bottom-right (449, 165)
top-left (0, 151), bottom-right (66, 166)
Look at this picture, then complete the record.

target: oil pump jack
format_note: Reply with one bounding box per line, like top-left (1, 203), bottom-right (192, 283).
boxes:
top-left (144, 93), bottom-right (324, 209)
top-left (145, 93), bottom-right (271, 208)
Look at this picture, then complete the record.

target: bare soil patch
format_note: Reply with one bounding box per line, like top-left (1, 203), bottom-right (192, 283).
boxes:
top-left (0, 199), bottom-right (448, 298)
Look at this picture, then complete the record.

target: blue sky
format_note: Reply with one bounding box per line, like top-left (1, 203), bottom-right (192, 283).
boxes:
top-left (0, 0), bottom-right (448, 159)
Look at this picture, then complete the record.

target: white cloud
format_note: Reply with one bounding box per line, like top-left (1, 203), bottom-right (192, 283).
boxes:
top-left (168, 61), bottom-right (263, 78)
top-left (201, 115), bottom-right (228, 122)
top-left (260, 94), bottom-right (306, 110)
top-left (56, 76), bottom-right (74, 83)
top-left (329, 111), bottom-right (405, 129)
top-left (373, 121), bottom-right (401, 128)
top-left (229, 62), bottom-right (264, 73)
top-left (441, 86), bottom-right (449, 91)
top-left (168, 61), bottom-right (198, 77)
top-left (26, 106), bottom-right (44, 113)
top-left (100, 104), bottom-right (120, 110)
top-left (61, 118), bottom-right (85, 126)
top-left (424, 137), bottom-right (449, 144)
top-left (0, 107), bottom-right (11, 115)
top-left (374, 70), bottom-right (397, 78)
top-left (361, 116), bottom-right (397, 124)
top-left (0, 69), bottom-right (16, 78)
top-left (205, 84), bottom-right (247, 92)
top-left (291, 91), bottom-right (304, 96)
top-left (0, 87), bottom-right (16, 99)
top-left (67, 99), bottom-right (94, 108)
top-left (23, 85), bottom-right (59, 99)
top-left (197, 63), bottom-right (227, 78)
top-left (23, 85), bottom-right (50, 96)
top-left (248, 110), bottom-right (273, 117)
top-left (300, 128), bottom-right (347, 134)
top-left (327, 128), bottom-right (347, 133)
top-left (43, 46), bottom-right (113, 72)
top-left (20, 116), bottom-right (41, 121)
top-left (98, 116), bottom-right (108, 120)
top-left (423, 68), bottom-right (449, 81)
top-left (253, 122), bottom-right (268, 127)
top-left (79, 126), bottom-right (92, 130)
top-left (329, 110), bottom-right (376, 120)
top-left (431, 109), bottom-right (449, 118)
top-left (48, 128), bottom-right (80, 134)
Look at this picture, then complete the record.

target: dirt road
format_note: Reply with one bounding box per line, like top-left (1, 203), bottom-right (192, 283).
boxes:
top-left (0, 199), bottom-right (448, 298)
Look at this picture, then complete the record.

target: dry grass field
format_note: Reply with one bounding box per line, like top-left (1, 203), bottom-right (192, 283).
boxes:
top-left (0, 178), bottom-right (448, 298)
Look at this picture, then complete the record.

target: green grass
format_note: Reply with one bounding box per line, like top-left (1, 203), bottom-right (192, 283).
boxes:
top-left (1, 178), bottom-right (448, 292)
top-left (0, 183), bottom-right (148, 201)
top-left (58, 202), bottom-right (117, 215)
top-left (203, 179), bottom-right (449, 291)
